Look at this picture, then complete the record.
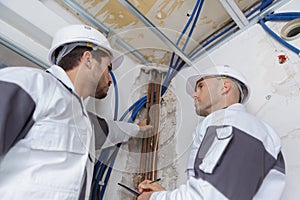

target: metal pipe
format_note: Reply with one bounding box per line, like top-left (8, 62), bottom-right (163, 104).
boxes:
top-left (151, 72), bottom-right (161, 180)
top-left (118, 0), bottom-right (193, 66)
top-left (146, 81), bottom-right (155, 179)
top-left (139, 81), bottom-right (153, 176)
top-left (219, 0), bottom-right (249, 28)
top-left (61, 0), bottom-right (150, 65)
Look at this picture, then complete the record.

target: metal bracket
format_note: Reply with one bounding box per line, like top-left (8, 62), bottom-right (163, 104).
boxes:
top-left (118, 0), bottom-right (193, 66)
top-left (219, 0), bottom-right (249, 29)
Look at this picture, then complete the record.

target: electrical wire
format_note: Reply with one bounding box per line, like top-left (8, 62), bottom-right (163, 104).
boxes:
top-left (167, 0), bottom-right (204, 84)
top-left (110, 71), bottom-right (118, 121)
top-left (189, 0), bottom-right (273, 59)
top-left (165, 0), bottom-right (202, 83)
top-left (259, 12), bottom-right (300, 56)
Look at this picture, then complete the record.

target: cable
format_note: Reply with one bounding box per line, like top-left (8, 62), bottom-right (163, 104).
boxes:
top-left (165, 0), bottom-right (202, 83)
top-left (259, 12), bottom-right (300, 56)
top-left (99, 143), bottom-right (121, 199)
top-left (119, 96), bottom-right (147, 121)
top-left (265, 12), bottom-right (300, 21)
top-left (169, 0), bottom-right (204, 79)
top-left (110, 71), bottom-right (118, 121)
top-left (189, 0), bottom-right (274, 59)
top-left (163, 0), bottom-right (204, 91)
top-left (259, 19), bottom-right (300, 55)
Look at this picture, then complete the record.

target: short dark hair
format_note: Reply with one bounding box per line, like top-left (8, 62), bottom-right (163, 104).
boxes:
top-left (56, 46), bottom-right (111, 71)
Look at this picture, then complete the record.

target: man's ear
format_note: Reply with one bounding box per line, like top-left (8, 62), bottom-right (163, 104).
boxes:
top-left (222, 80), bottom-right (231, 94)
top-left (82, 51), bottom-right (92, 69)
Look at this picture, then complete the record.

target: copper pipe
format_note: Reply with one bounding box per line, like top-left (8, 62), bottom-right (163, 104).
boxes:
top-left (151, 72), bottom-right (161, 180)
top-left (146, 80), bottom-right (155, 179)
top-left (139, 81), bottom-right (153, 176)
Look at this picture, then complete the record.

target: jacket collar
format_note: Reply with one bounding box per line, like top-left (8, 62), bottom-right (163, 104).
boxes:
top-left (226, 103), bottom-right (246, 112)
top-left (46, 65), bottom-right (75, 92)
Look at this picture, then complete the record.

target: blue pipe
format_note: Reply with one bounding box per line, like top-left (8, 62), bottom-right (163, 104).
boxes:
top-left (265, 14), bottom-right (300, 21)
top-left (130, 98), bottom-right (147, 122)
top-left (189, 0), bottom-right (274, 59)
top-left (165, 0), bottom-right (202, 83)
top-left (119, 96), bottom-right (147, 121)
top-left (170, 0), bottom-right (204, 77)
top-left (259, 19), bottom-right (300, 55)
top-left (99, 144), bottom-right (121, 199)
top-left (110, 71), bottom-right (118, 121)
top-left (260, 0), bottom-right (273, 11)
top-left (164, 0), bottom-right (204, 89)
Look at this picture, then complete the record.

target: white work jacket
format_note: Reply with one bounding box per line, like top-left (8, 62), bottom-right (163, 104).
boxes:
top-left (0, 65), bottom-right (95, 199)
top-left (151, 103), bottom-right (285, 200)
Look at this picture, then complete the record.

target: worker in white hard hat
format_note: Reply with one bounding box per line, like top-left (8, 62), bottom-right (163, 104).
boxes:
top-left (0, 24), bottom-right (150, 200)
top-left (138, 65), bottom-right (286, 200)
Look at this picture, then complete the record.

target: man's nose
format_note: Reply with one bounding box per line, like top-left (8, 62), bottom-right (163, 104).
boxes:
top-left (192, 91), bottom-right (198, 99)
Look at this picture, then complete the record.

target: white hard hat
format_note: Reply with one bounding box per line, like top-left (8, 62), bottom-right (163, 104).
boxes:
top-left (48, 24), bottom-right (123, 70)
top-left (186, 65), bottom-right (250, 103)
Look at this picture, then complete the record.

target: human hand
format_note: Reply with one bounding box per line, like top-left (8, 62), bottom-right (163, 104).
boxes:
top-left (137, 191), bottom-right (153, 200)
top-left (138, 119), bottom-right (152, 133)
top-left (137, 179), bottom-right (165, 197)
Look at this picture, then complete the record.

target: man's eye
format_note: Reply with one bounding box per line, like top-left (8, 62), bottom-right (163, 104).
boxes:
top-left (198, 84), bottom-right (203, 89)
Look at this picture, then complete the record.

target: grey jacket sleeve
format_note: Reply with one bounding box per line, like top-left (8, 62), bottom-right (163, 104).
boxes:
top-left (0, 81), bottom-right (36, 157)
top-left (88, 112), bottom-right (109, 150)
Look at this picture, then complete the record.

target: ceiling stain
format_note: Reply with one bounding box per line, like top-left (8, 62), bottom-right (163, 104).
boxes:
top-left (73, 0), bottom-right (264, 66)
top-left (205, 19), bottom-right (213, 24)
top-left (81, 0), bottom-right (157, 29)
top-left (83, 0), bottom-right (104, 7)
top-left (158, 0), bottom-right (184, 16)
top-left (138, 33), bottom-right (144, 39)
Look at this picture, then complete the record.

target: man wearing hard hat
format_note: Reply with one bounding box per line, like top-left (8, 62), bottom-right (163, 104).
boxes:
top-left (138, 65), bottom-right (286, 200)
top-left (0, 24), bottom-right (124, 199)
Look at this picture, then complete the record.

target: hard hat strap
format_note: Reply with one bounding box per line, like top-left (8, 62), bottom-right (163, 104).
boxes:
top-left (55, 43), bottom-right (80, 65)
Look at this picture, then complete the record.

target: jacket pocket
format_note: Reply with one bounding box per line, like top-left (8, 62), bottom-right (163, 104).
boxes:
top-left (199, 126), bottom-right (233, 174)
top-left (30, 123), bottom-right (87, 155)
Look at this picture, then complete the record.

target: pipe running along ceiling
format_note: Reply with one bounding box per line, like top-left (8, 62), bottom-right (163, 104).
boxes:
top-left (56, 0), bottom-right (282, 69)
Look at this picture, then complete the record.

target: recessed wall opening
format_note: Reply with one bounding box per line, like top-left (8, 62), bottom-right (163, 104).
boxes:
top-left (281, 18), bottom-right (300, 41)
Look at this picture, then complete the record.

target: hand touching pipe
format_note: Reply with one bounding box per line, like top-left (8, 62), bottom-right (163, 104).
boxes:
top-left (138, 118), bottom-right (152, 133)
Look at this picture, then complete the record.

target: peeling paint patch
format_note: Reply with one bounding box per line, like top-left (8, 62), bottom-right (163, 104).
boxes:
top-left (80, 0), bottom-right (157, 29)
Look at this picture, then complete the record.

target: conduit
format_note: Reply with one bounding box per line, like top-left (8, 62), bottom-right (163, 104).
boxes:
top-left (137, 70), bottom-right (162, 184)
top-left (260, 12), bottom-right (300, 56)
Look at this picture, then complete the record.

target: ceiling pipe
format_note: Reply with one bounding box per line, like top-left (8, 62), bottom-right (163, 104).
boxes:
top-left (118, 0), bottom-right (193, 66)
top-left (191, 0), bottom-right (291, 63)
top-left (61, 0), bottom-right (150, 65)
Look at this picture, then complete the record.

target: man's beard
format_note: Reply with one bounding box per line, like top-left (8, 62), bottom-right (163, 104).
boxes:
top-left (94, 91), bottom-right (107, 99)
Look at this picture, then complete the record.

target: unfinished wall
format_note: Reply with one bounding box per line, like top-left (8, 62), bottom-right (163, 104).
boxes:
top-left (117, 67), bottom-right (178, 199)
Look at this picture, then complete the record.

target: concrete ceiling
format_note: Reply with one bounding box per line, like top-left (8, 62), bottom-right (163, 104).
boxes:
top-left (57, 0), bottom-right (262, 67)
